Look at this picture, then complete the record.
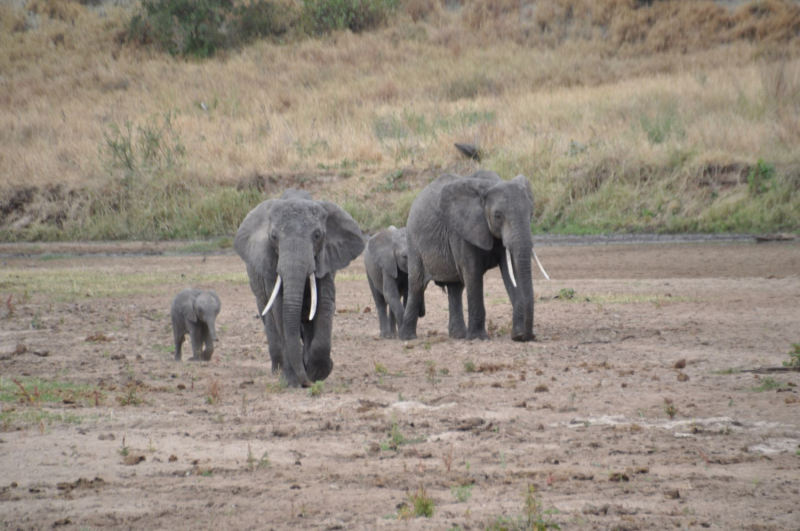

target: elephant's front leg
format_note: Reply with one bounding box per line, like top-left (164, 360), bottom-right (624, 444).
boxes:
top-left (189, 327), bottom-right (205, 361)
top-left (499, 253), bottom-right (524, 339)
top-left (201, 328), bottom-right (215, 361)
top-left (304, 275), bottom-right (336, 382)
top-left (382, 275), bottom-right (405, 338)
top-left (464, 267), bottom-right (489, 341)
top-left (263, 311), bottom-right (284, 375)
top-left (445, 282), bottom-right (467, 339)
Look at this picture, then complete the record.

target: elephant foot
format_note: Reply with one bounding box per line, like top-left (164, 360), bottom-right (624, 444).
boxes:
top-left (512, 331), bottom-right (536, 342)
top-left (466, 329), bottom-right (490, 341)
top-left (449, 327), bottom-right (466, 340)
top-left (398, 330), bottom-right (417, 341)
top-left (448, 321), bottom-right (467, 339)
top-left (380, 330), bottom-right (397, 339)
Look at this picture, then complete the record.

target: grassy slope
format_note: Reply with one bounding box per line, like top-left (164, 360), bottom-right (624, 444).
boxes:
top-left (1, 0), bottom-right (799, 241)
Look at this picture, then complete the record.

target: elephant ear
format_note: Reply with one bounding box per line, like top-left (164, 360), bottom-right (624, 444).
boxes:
top-left (368, 229), bottom-right (398, 279)
top-left (184, 296), bottom-right (198, 323)
top-left (512, 174), bottom-right (534, 205)
top-left (316, 202), bottom-right (366, 278)
top-left (440, 178), bottom-right (495, 251)
top-left (234, 200), bottom-right (277, 278)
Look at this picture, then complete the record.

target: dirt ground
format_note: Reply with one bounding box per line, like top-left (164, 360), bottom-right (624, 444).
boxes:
top-left (0, 241), bottom-right (799, 531)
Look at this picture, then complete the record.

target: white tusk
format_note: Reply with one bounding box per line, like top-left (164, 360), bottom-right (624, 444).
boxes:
top-left (308, 274), bottom-right (317, 321)
top-left (532, 248), bottom-right (550, 281)
top-left (262, 276), bottom-right (282, 316)
top-left (506, 248), bottom-right (517, 288)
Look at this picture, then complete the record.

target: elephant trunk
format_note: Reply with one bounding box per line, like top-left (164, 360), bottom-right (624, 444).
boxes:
top-left (507, 231), bottom-right (534, 342)
top-left (277, 237), bottom-right (316, 386)
top-left (207, 316), bottom-right (218, 342)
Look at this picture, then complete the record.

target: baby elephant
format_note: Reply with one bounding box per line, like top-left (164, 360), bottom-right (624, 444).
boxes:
top-left (365, 226), bottom-right (424, 338)
top-left (171, 289), bottom-right (221, 361)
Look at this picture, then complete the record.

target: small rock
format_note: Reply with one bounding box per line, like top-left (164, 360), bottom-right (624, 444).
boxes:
top-left (168, 455), bottom-right (178, 462)
top-left (674, 359), bottom-right (686, 369)
top-left (513, 400), bottom-right (527, 408)
top-left (609, 472), bottom-right (629, 482)
top-left (664, 489), bottom-right (680, 499)
top-left (362, 306), bottom-right (371, 314)
top-left (98, 433), bottom-right (115, 441)
top-left (13, 344), bottom-right (27, 355)
top-left (677, 373), bottom-right (690, 382)
top-left (123, 454), bottom-right (146, 466)
top-left (177, 384), bottom-right (186, 390)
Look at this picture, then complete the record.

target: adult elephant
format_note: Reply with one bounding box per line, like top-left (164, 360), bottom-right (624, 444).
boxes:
top-left (399, 171), bottom-right (536, 342)
top-left (235, 189), bottom-right (365, 387)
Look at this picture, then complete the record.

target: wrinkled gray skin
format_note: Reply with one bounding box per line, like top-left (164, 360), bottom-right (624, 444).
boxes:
top-left (235, 189), bottom-right (365, 387)
top-left (364, 226), bottom-right (426, 339)
top-left (399, 171), bottom-right (536, 342)
top-left (171, 288), bottom-right (221, 361)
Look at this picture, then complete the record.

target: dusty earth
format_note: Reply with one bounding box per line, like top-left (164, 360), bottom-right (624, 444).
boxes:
top-left (0, 241), bottom-right (799, 531)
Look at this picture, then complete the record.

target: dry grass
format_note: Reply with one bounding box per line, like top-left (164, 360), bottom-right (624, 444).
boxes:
top-left (0, 0), bottom-right (799, 239)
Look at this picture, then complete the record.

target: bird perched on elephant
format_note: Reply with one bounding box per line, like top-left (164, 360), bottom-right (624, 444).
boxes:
top-left (364, 226), bottom-right (425, 339)
top-left (399, 170), bottom-right (540, 342)
top-left (171, 288), bottom-right (221, 361)
top-left (235, 189), bottom-right (365, 387)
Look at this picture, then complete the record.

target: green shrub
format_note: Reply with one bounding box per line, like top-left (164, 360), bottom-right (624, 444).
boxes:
top-left (230, 0), bottom-right (294, 43)
top-left (303, 0), bottom-right (398, 34)
top-left (128, 0), bottom-right (294, 57)
top-left (747, 158), bottom-right (775, 196)
top-left (128, 0), bottom-right (232, 58)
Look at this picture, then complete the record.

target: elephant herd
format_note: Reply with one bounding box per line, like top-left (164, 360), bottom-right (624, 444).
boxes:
top-left (172, 171), bottom-right (547, 388)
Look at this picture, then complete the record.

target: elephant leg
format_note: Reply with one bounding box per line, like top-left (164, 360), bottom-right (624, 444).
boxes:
top-left (446, 282), bottom-right (467, 339)
top-left (464, 268), bottom-right (489, 341)
top-left (189, 327), bottom-right (205, 361)
top-left (499, 254), bottom-right (524, 339)
top-left (368, 276), bottom-right (391, 338)
top-left (382, 275), bottom-right (404, 339)
top-left (174, 331), bottom-right (184, 361)
top-left (399, 250), bottom-right (424, 341)
top-left (304, 275), bottom-right (335, 382)
top-left (201, 329), bottom-right (215, 361)
top-left (263, 311), bottom-right (284, 375)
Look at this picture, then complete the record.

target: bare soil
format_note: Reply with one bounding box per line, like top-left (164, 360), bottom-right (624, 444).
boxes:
top-left (1, 242), bottom-right (799, 530)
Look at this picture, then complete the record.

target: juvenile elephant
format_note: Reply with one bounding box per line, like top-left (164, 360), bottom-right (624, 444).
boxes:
top-left (235, 189), bottom-right (365, 387)
top-left (364, 226), bottom-right (425, 339)
top-left (171, 288), bottom-right (221, 361)
top-left (399, 171), bottom-right (536, 342)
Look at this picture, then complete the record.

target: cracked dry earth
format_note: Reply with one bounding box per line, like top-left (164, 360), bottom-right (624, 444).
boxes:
top-left (0, 242), bottom-right (799, 531)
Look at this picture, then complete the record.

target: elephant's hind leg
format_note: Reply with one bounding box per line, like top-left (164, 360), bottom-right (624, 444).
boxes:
top-left (368, 276), bottom-right (391, 338)
top-left (174, 332), bottom-right (185, 361)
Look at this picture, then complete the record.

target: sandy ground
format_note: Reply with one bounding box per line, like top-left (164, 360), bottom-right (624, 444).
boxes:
top-left (0, 241), bottom-right (799, 530)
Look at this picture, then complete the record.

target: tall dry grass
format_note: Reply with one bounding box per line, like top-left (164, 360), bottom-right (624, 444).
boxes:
top-left (1, 0), bottom-right (799, 239)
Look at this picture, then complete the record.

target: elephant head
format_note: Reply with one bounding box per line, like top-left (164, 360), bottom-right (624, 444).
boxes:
top-left (367, 226), bottom-right (408, 279)
top-left (235, 192), bottom-right (365, 386)
top-left (188, 290), bottom-right (221, 343)
top-left (440, 171), bottom-right (536, 341)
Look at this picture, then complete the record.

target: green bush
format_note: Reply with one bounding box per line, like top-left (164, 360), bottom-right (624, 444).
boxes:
top-left (127, 0), bottom-right (294, 57)
top-left (230, 0), bottom-right (294, 43)
top-left (303, 0), bottom-right (398, 34)
top-left (128, 0), bottom-right (232, 58)
top-left (747, 158), bottom-right (775, 196)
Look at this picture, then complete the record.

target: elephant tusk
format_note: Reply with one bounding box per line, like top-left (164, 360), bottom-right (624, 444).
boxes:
top-left (263, 276), bottom-right (282, 316)
top-left (308, 274), bottom-right (317, 321)
top-left (532, 248), bottom-right (550, 281)
top-left (506, 248), bottom-right (517, 288)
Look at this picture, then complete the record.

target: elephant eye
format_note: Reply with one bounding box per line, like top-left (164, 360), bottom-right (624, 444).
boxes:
top-left (270, 229), bottom-right (278, 242)
top-left (313, 229), bottom-right (323, 242)
top-left (494, 211), bottom-right (502, 221)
